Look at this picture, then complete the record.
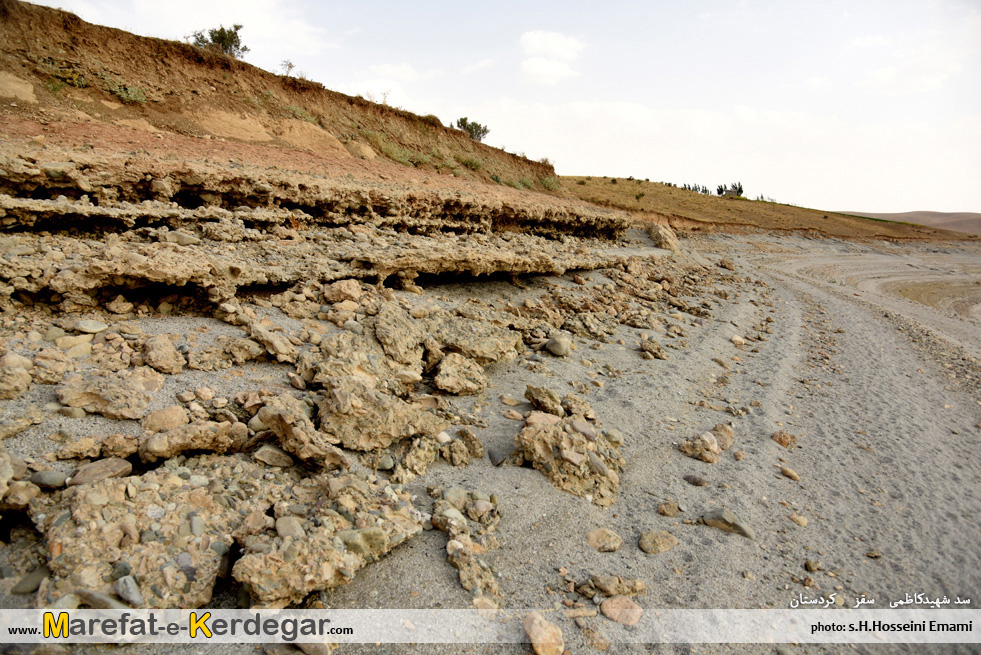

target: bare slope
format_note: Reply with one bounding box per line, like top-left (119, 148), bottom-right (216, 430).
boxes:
top-left (563, 175), bottom-right (980, 241)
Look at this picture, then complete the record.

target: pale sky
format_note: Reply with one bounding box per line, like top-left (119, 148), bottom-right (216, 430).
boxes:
top-left (32, 0), bottom-right (981, 212)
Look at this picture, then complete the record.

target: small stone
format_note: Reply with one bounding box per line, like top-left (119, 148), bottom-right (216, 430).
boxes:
top-left (395, 370), bottom-right (422, 385)
top-left (639, 530), bottom-right (679, 554)
top-left (254, 444), bottom-right (294, 468)
top-left (11, 565), bottom-right (50, 594)
top-left (176, 391), bottom-right (195, 402)
top-left (110, 561), bottom-right (132, 580)
top-left (30, 470), bottom-right (68, 488)
top-left (603, 429), bottom-right (624, 446)
top-left (683, 475), bottom-right (707, 487)
top-left (731, 335), bottom-right (746, 346)
top-left (781, 466), bottom-right (801, 481)
top-left (866, 550), bottom-right (882, 559)
top-left (702, 508), bottom-right (756, 540)
top-left (488, 448), bottom-right (508, 467)
top-left (805, 560), bottom-right (820, 572)
top-left (77, 589), bottom-right (130, 609)
top-left (114, 575), bottom-right (144, 607)
top-left (276, 516), bottom-right (306, 539)
top-left (434, 353), bottom-right (488, 395)
top-left (789, 514), bottom-right (808, 527)
top-left (771, 430), bottom-right (797, 448)
top-left (74, 320), bottom-right (108, 334)
top-left (142, 405), bottom-right (189, 433)
top-left (190, 516), bottom-right (206, 536)
top-left (59, 407), bottom-right (86, 419)
top-left (2, 481), bottom-right (40, 508)
top-left (525, 385), bottom-right (565, 417)
top-left (586, 528), bottom-right (622, 552)
top-left (657, 501), bottom-right (680, 517)
top-left (0, 366), bottom-right (32, 399)
top-left (45, 326), bottom-right (67, 342)
top-left (524, 612), bottom-right (563, 655)
top-left (600, 595), bottom-right (643, 626)
top-left (84, 491), bottom-right (108, 506)
top-left (545, 334), bottom-right (572, 357)
top-left (55, 334), bottom-right (93, 349)
top-left (68, 458), bottom-right (132, 486)
top-left (582, 625), bottom-right (610, 651)
top-left (194, 387), bottom-right (215, 401)
top-left (143, 334), bottom-right (185, 374)
top-left (49, 594), bottom-right (81, 610)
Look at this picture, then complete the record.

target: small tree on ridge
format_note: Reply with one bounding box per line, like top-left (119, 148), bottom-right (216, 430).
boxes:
top-left (456, 117), bottom-right (489, 142)
top-left (191, 24), bottom-right (249, 58)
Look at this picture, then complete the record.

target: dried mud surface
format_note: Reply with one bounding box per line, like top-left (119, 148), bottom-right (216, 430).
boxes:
top-left (0, 121), bottom-right (980, 655)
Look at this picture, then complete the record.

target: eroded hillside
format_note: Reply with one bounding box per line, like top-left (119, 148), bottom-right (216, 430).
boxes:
top-left (0, 0), bottom-right (559, 191)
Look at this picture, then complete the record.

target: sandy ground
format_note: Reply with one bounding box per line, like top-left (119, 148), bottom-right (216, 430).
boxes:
top-left (2, 234), bottom-right (980, 655)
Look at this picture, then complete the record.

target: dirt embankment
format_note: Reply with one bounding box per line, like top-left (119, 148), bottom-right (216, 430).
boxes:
top-left (0, 0), bottom-right (559, 192)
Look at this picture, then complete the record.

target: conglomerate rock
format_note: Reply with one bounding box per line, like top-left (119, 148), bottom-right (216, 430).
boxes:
top-left (256, 393), bottom-right (350, 469)
top-left (56, 367), bottom-right (164, 420)
top-left (28, 454), bottom-right (296, 608)
top-left (513, 413), bottom-right (625, 507)
top-left (232, 471), bottom-right (425, 608)
top-left (316, 375), bottom-right (448, 451)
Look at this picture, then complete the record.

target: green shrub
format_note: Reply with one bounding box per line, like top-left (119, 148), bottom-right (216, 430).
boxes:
top-left (111, 83), bottom-right (146, 104)
top-left (540, 176), bottom-right (559, 191)
top-left (458, 156), bottom-right (482, 171)
top-left (576, 180), bottom-right (586, 186)
top-left (635, 192), bottom-right (645, 200)
top-left (517, 178), bottom-right (535, 189)
top-left (421, 114), bottom-right (442, 127)
top-left (490, 174), bottom-right (502, 184)
top-left (362, 131), bottom-right (417, 166)
top-left (191, 24), bottom-right (249, 58)
top-left (46, 77), bottom-right (67, 95)
top-left (610, 178), bottom-right (618, 185)
top-left (286, 104), bottom-right (316, 123)
top-left (455, 117), bottom-right (489, 142)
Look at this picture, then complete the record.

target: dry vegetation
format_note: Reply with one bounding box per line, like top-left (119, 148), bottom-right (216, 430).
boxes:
top-left (562, 175), bottom-right (980, 241)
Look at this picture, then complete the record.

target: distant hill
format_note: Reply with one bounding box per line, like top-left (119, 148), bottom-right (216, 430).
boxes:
top-left (841, 211), bottom-right (981, 236)
top-left (562, 176), bottom-right (979, 241)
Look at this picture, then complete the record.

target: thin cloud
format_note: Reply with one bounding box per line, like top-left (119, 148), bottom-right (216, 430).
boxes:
top-left (519, 30), bottom-right (584, 85)
top-left (520, 30), bottom-right (584, 61)
top-left (464, 59), bottom-right (495, 74)
top-left (521, 57), bottom-right (578, 85)
top-left (848, 34), bottom-right (890, 48)
top-left (367, 63), bottom-right (420, 83)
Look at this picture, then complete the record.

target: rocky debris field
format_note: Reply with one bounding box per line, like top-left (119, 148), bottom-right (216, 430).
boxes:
top-left (1, 129), bottom-right (981, 655)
